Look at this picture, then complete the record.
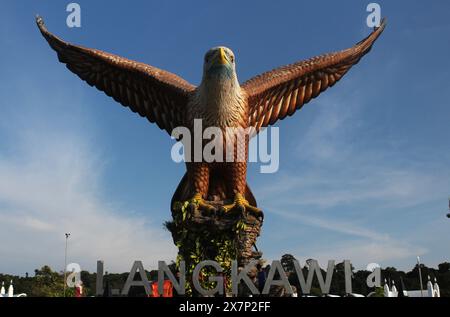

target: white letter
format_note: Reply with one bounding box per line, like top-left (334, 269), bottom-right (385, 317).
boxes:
top-left (366, 263), bottom-right (381, 288)
top-left (203, 127), bottom-right (223, 163)
top-left (66, 263), bottom-right (82, 287)
top-left (366, 3), bottom-right (381, 28)
top-left (66, 3), bottom-right (81, 28)
top-left (193, 261), bottom-right (224, 296)
top-left (293, 260), bottom-right (335, 294)
top-left (232, 260), bottom-right (259, 296)
top-left (121, 261), bottom-right (151, 296)
top-left (259, 127), bottom-right (279, 174)
top-left (193, 119), bottom-right (203, 162)
top-left (262, 261), bottom-right (292, 295)
top-left (248, 136), bottom-right (258, 163)
top-left (171, 127), bottom-right (191, 163)
top-left (158, 261), bottom-right (186, 296)
top-left (344, 260), bottom-right (353, 294)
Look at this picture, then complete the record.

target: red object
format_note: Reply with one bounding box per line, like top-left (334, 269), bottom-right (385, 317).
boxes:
top-left (150, 280), bottom-right (173, 297)
top-left (75, 285), bottom-right (83, 297)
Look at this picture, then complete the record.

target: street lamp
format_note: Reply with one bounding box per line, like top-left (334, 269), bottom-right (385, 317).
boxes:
top-left (417, 256), bottom-right (424, 297)
top-left (64, 233), bottom-right (70, 297)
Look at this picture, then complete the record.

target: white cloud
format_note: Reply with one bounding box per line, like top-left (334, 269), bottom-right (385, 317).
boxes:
top-left (262, 208), bottom-right (428, 270)
top-left (254, 88), bottom-right (449, 269)
top-left (305, 240), bottom-right (426, 270)
top-left (0, 113), bottom-right (177, 276)
top-left (259, 165), bottom-right (448, 211)
top-left (258, 89), bottom-right (450, 211)
top-left (294, 97), bottom-right (358, 163)
top-left (267, 208), bottom-right (389, 241)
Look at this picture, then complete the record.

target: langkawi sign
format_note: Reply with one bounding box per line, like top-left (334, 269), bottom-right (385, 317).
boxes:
top-left (65, 260), bottom-right (382, 296)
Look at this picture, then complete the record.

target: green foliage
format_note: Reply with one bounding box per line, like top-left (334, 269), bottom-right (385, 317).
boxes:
top-left (0, 266), bottom-right (67, 297)
top-left (372, 287), bottom-right (385, 297)
top-left (166, 202), bottom-right (248, 296)
top-left (31, 266), bottom-right (65, 297)
top-left (438, 262), bottom-right (450, 273)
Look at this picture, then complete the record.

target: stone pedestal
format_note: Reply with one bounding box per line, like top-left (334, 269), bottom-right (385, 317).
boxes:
top-left (165, 201), bottom-right (263, 294)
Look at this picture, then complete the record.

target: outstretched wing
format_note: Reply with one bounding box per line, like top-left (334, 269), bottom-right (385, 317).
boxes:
top-left (242, 19), bottom-right (386, 132)
top-left (37, 16), bottom-right (195, 135)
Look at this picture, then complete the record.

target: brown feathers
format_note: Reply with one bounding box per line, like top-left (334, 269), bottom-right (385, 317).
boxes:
top-left (36, 16), bottom-right (195, 136)
top-left (242, 19), bottom-right (386, 131)
top-left (37, 15), bottom-right (386, 137)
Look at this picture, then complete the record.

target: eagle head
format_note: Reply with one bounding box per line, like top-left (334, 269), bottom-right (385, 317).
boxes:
top-left (202, 46), bottom-right (236, 81)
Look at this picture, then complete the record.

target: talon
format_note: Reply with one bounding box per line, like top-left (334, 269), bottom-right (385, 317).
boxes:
top-left (219, 205), bottom-right (233, 214)
top-left (221, 193), bottom-right (262, 216)
top-left (186, 193), bottom-right (216, 216)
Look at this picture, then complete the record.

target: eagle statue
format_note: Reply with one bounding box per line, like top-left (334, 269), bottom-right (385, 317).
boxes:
top-left (37, 16), bottom-right (386, 217)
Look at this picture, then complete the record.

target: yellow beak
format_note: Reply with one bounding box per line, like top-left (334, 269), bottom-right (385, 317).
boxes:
top-left (218, 48), bottom-right (227, 65)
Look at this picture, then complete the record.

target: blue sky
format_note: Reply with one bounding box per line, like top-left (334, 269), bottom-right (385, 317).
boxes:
top-left (1, 0), bottom-right (449, 275)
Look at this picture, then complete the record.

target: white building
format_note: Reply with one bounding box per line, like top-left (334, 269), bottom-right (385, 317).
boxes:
top-left (384, 279), bottom-right (399, 297)
top-left (0, 280), bottom-right (27, 298)
top-left (405, 276), bottom-right (440, 298)
top-left (384, 276), bottom-right (440, 297)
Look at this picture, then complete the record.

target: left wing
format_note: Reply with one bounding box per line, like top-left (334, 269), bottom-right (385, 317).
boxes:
top-left (36, 16), bottom-right (196, 135)
top-left (242, 19), bottom-right (386, 132)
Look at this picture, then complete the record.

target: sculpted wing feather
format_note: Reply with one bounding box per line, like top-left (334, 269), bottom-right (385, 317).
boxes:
top-left (242, 19), bottom-right (386, 131)
top-left (36, 16), bottom-right (195, 135)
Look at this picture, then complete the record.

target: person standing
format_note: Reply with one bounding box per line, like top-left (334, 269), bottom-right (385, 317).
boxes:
top-left (256, 263), bottom-right (266, 295)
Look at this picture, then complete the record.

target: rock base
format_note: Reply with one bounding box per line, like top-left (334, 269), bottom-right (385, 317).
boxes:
top-left (166, 200), bottom-right (263, 278)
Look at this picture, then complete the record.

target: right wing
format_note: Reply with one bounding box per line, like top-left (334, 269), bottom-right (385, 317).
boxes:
top-left (242, 19), bottom-right (386, 132)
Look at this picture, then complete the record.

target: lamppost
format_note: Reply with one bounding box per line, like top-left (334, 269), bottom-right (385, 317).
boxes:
top-left (417, 256), bottom-right (424, 297)
top-left (64, 233), bottom-right (70, 297)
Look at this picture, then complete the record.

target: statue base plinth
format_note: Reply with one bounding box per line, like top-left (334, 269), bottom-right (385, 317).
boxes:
top-left (166, 200), bottom-right (263, 271)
